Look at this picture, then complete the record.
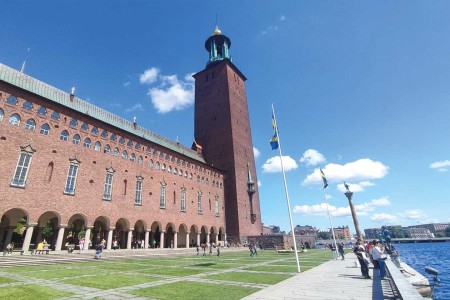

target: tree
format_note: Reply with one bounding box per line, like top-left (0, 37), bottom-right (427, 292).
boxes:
top-left (318, 231), bottom-right (331, 240)
top-left (445, 226), bottom-right (450, 237)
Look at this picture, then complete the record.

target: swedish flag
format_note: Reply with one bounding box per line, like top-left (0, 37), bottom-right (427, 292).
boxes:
top-left (320, 168), bottom-right (328, 189)
top-left (270, 112), bottom-right (279, 150)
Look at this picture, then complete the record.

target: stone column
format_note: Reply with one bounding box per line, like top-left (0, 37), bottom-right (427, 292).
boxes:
top-left (224, 233), bottom-right (227, 247)
top-left (3, 227), bottom-right (14, 249)
top-left (0, 227), bottom-right (6, 244)
top-left (84, 227), bottom-right (92, 250)
top-left (206, 232), bottom-right (210, 245)
top-left (107, 230), bottom-right (113, 250)
top-left (21, 223), bottom-right (37, 254)
top-left (55, 225), bottom-right (67, 251)
top-left (345, 191), bottom-right (363, 240)
top-left (173, 231), bottom-right (178, 249)
top-left (215, 233), bottom-right (219, 245)
top-left (186, 232), bottom-right (190, 248)
top-left (160, 231), bottom-right (165, 248)
top-left (127, 229), bottom-right (133, 250)
top-left (196, 233), bottom-right (200, 246)
top-left (144, 230), bottom-right (150, 249)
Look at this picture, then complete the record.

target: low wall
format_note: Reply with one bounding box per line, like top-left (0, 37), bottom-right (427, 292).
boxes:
top-left (385, 258), bottom-right (429, 299)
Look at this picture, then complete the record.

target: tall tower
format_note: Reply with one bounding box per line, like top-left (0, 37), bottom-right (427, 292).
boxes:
top-left (193, 26), bottom-right (262, 242)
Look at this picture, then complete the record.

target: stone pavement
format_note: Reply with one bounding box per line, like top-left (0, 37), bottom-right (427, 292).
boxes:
top-left (242, 253), bottom-right (395, 300)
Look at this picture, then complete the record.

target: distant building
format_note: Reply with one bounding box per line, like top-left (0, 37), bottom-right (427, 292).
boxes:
top-left (332, 226), bottom-right (351, 239)
top-left (404, 227), bottom-right (434, 239)
top-left (293, 225), bottom-right (317, 236)
top-left (413, 223), bottom-right (450, 236)
top-left (262, 224), bottom-right (281, 235)
top-left (364, 228), bottom-right (379, 240)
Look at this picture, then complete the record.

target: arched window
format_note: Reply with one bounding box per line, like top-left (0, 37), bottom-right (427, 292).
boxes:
top-left (149, 159), bottom-right (153, 168)
top-left (167, 166), bottom-right (172, 173)
top-left (171, 156), bottom-right (175, 162)
top-left (6, 95), bottom-right (18, 105)
top-left (215, 196), bottom-right (219, 216)
top-left (84, 138), bottom-right (91, 148)
top-left (155, 161), bottom-right (160, 170)
top-left (205, 178), bottom-right (209, 185)
top-left (146, 147), bottom-right (151, 154)
top-left (72, 134), bottom-right (81, 145)
top-left (37, 107), bottom-right (47, 115)
top-left (0, 108), bottom-right (4, 122)
top-left (173, 167), bottom-right (178, 175)
top-left (60, 130), bottom-right (69, 141)
top-left (122, 150), bottom-right (128, 160)
top-left (25, 119), bottom-right (36, 131)
top-left (104, 144), bottom-right (111, 154)
top-left (110, 134), bottom-right (117, 141)
top-left (165, 154), bottom-right (170, 160)
top-left (159, 152), bottom-right (164, 159)
top-left (197, 175), bottom-right (200, 182)
top-left (51, 111), bottom-right (60, 120)
top-left (161, 163), bottom-right (166, 171)
top-left (180, 188), bottom-right (186, 212)
top-left (22, 101), bottom-right (33, 110)
top-left (184, 171), bottom-right (188, 178)
top-left (8, 114), bottom-right (21, 126)
top-left (45, 162), bottom-right (54, 183)
top-left (91, 127), bottom-right (98, 135)
top-left (130, 153), bottom-right (136, 162)
top-left (179, 169), bottom-right (182, 176)
top-left (189, 173), bottom-right (193, 179)
top-left (70, 118), bottom-right (78, 127)
top-left (113, 147), bottom-right (119, 157)
top-left (40, 123), bottom-right (50, 135)
top-left (197, 192), bottom-right (203, 214)
top-left (153, 149), bottom-right (158, 156)
top-left (119, 137), bottom-right (125, 145)
top-left (138, 155), bottom-right (143, 164)
top-left (177, 158), bottom-right (181, 165)
top-left (135, 143), bottom-right (141, 150)
top-left (81, 122), bottom-right (89, 131)
top-left (101, 130), bottom-right (108, 138)
top-left (94, 141), bottom-right (101, 151)
top-left (127, 140), bottom-right (133, 147)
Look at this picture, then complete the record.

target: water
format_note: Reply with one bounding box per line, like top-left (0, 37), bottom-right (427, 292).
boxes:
top-left (394, 242), bottom-right (450, 300)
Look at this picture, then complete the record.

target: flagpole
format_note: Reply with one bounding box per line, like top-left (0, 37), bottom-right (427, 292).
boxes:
top-left (272, 104), bottom-right (301, 273)
top-left (322, 188), bottom-right (338, 260)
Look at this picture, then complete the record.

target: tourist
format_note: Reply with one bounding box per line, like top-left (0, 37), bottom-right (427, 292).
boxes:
top-left (216, 244), bottom-right (220, 256)
top-left (36, 240), bottom-right (44, 255)
top-left (43, 240), bottom-right (49, 253)
top-left (79, 237), bottom-right (85, 254)
top-left (196, 244), bottom-right (200, 256)
top-left (338, 241), bottom-right (345, 260)
top-left (353, 240), bottom-right (371, 279)
top-left (152, 238), bottom-right (156, 249)
top-left (141, 239), bottom-right (145, 249)
top-left (253, 244), bottom-right (258, 256)
top-left (202, 244), bottom-right (207, 256)
top-left (372, 241), bottom-right (386, 279)
top-left (112, 240), bottom-right (118, 250)
top-left (249, 244), bottom-right (254, 257)
top-left (6, 243), bottom-right (13, 255)
top-left (170, 240), bottom-right (174, 249)
top-left (209, 243), bottom-right (213, 255)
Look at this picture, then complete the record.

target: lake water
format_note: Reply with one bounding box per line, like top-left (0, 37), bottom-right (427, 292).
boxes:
top-left (394, 242), bottom-right (449, 300)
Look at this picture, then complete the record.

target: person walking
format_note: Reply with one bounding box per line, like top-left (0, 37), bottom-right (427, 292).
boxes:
top-left (372, 241), bottom-right (386, 279)
top-left (216, 244), bottom-right (220, 256)
top-left (338, 241), bottom-right (345, 260)
top-left (79, 237), bottom-right (85, 254)
top-left (196, 244), bottom-right (200, 256)
top-left (354, 240), bottom-right (371, 279)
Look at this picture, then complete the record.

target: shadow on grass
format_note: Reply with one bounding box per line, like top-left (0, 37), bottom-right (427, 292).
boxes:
top-left (191, 262), bottom-right (217, 267)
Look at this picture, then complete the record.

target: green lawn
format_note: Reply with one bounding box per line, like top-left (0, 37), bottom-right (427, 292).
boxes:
top-left (0, 249), bottom-right (332, 300)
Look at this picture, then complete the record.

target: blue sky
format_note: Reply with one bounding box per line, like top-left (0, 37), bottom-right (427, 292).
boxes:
top-left (2, 1), bottom-right (450, 234)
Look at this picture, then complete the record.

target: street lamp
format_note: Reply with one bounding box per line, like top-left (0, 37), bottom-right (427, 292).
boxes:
top-left (344, 182), bottom-right (362, 240)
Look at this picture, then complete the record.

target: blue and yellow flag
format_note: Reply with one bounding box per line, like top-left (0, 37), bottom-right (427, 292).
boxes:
top-left (320, 168), bottom-right (328, 189)
top-left (270, 111), bottom-right (279, 150)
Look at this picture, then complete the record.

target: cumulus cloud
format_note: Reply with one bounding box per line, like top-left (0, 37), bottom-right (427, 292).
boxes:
top-left (403, 209), bottom-right (427, 219)
top-left (371, 213), bottom-right (398, 224)
top-left (303, 159), bottom-right (388, 186)
top-left (258, 180), bottom-right (262, 187)
top-left (293, 197), bottom-right (390, 217)
top-left (253, 147), bottom-right (261, 159)
top-left (125, 103), bottom-right (144, 113)
top-left (262, 156), bottom-right (298, 173)
top-left (300, 149), bottom-right (326, 166)
top-left (280, 15), bottom-right (286, 21)
top-left (140, 67), bottom-right (160, 84)
top-left (337, 181), bottom-right (375, 193)
top-left (430, 160), bottom-right (450, 172)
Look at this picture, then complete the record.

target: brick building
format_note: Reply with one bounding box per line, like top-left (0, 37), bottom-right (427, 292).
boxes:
top-left (0, 26), bottom-right (262, 253)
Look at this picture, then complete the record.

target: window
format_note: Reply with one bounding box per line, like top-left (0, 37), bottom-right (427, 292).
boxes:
top-left (8, 114), bottom-right (21, 126)
top-left (103, 170), bottom-right (114, 200)
top-left (83, 138), bottom-right (91, 148)
top-left (37, 107), bottom-right (47, 116)
top-left (159, 152), bottom-right (164, 159)
top-left (165, 154), bottom-right (170, 160)
top-left (81, 122), bottom-right (88, 131)
top-left (101, 130), bottom-right (108, 138)
top-left (40, 123), bottom-right (50, 135)
top-left (127, 140), bottom-right (133, 147)
top-left (113, 147), bottom-right (119, 157)
top-left (104, 144), bottom-right (111, 154)
top-left (180, 188), bottom-right (186, 212)
top-left (197, 175), bottom-right (200, 182)
top-left (70, 118), bottom-right (78, 127)
top-left (110, 134), bottom-right (117, 141)
top-left (138, 155), bottom-right (143, 165)
top-left (184, 171), bottom-right (188, 178)
top-left (0, 108), bottom-right (4, 121)
top-left (153, 149), bottom-right (158, 156)
top-left (64, 161), bottom-right (79, 195)
top-left (171, 156), bottom-right (175, 162)
top-left (11, 151), bottom-right (33, 187)
top-left (179, 169), bottom-right (182, 176)
top-left (155, 162), bottom-right (160, 170)
top-left (122, 150), bottom-right (128, 160)
top-left (148, 159), bottom-right (153, 168)
top-left (60, 130), bottom-right (69, 141)
top-left (91, 127), bottom-right (98, 135)
top-left (22, 101), bottom-right (33, 110)
top-left (173, 168), bottom-right (178, 175)
top-left (205, 178), bottom-right (209, 185)
top-left (25, 119), bottom-right (36, 131)
top-left (135, 177), bottom-right (143, 205)
top-left (94, 141), bottom-right (101, 151)
top-left (197, 192), bottom-right (203, 214)
top-left (160, 182), bottom-right (166, 208)
top-left (72, 134), bottom-right (81, 145)
top-left (6, 95), bottom-right (18, 105)
top-left (161, 164), bottom-right (166, 171)
top-left (215, 196), bottom-right (219, 216)
top-left (146, 147), bottom-right (151, 154)
top-left (130, 153), bottom-right (136, 162)
top-left (51, 111), bottom-right (60, 120)
top-left (119, 137), bottom-right (125, 145)
top-left (167, 166), bottom-right (172, 173)
top-left (177, 158), bottom-right (181, 165)
top-left (189, 173), bottom-right (192, 179)
top-left (135, 143), bottom-right (141, 150)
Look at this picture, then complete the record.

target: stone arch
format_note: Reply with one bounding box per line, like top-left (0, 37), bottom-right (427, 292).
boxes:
top-left (150, 221), bottom-right (161, 248)
top-left (114, 218), bottom-right (130, 249)
top-left (133, 219), bottom-right (147, 249)
top-left (92, 216), bottom-right (110, 249)
top-left (218, 226), bottom-right (226, 245)
top-left (200, 225), bottom-right (208, 244)
top-left (66, 213), bottom-right (88, 250)
top-left (36, 211), bottom-right (61, 249)
top-left (210, 226), bottom-right (217, 244)
top-left (178, 223), bottom-right (188, 248)
top-left (0, 208), bottom-right (30, 250)
top-left (189, 224), bottom-right (199, 247)
top-left (165, 222), bottom-right (176, 248)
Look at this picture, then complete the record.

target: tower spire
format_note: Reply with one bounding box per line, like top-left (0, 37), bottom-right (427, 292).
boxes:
top-left (204, 25), bottom-right (231, 66)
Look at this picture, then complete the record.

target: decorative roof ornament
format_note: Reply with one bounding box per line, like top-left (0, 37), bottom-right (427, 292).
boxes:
top-left (213, 25), bottom-right (222, 36)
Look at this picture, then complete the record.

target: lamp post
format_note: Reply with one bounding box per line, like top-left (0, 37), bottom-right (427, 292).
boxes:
top-left (344, 183), bottom-right (362, 240)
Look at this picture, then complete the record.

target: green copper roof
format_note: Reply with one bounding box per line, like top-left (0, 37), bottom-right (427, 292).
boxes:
top-left (0, 63), bottom-right (205, 163)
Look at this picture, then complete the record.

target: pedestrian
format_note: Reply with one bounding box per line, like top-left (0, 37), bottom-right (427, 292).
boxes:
top-left (202, 244), bottom-right (207, 256)
top-left (141, 239), bottom-right (145, 249)
top-left (253, 245), bottom-right (258, 256)
top-left (249, 244), bottom-right (254, 257)
top-left (217, 244), bottom-right (220, 256)
top-left (6, 243), bottom-right (14, 255)
top-left (152, 238), bottom-right (156, 249)
top-left (112, 240), bottom-right (118, 250)
top-left (372, 241), bottom-right (387, 279)
top-left (209, 243), bottom-right (213, 255)
top-left (79, 237), bottom-right (85, 254)
top-left (170, 240), bottom-right (174, 249)
top-left (95, 243), bottom-right (103, 259)
top-left (338, 241), bottom-right (345, 260)
top-left (196, 244), bottom-right (200, 256)
top-left (353, 240), bottom-right (371, 279)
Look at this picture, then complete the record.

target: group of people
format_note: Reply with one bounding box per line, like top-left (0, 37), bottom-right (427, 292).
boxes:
top-left (197, 243), bottom-right (221, 256)
top-left (35, 240), bottom-right (50, 254)
top-left (353, 239), bottom-right (388, 279)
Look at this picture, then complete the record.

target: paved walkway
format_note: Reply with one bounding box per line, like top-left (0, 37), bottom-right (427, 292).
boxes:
top-left (242, 254), bottom-right (395, 300)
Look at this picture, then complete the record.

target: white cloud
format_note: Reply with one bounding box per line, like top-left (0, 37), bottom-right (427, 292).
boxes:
top-left (403, 209), bottom-right (427, 219)
top-left (148, 74), bottom-right (195, 113)
top-left (280, 15), bottom-right (286, 21)
top-left (303, 159), bottom-right (388, 186)
top-left (371, 213), bottom-right (398, 224)
top-left (299, 149), bottom-right (326, 166)
top-left (337, 181), bottom-right (375, 193)
top-left (140, 67), bottom-right (160, 84)
top-left (258, 180), bottom-right (262, 187)
top-left (253, 147), bottom-right (261, 159)
top-left (262, 156), bottom-right (298, 173)
top-left (123, 82), bottom-right (130, 87)
top-left (430, 160), bottom-right (450, 172)
top-left (125, 103), bottom-right (144, 113)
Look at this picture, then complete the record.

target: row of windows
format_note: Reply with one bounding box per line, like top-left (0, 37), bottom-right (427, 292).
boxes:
top-left (0, 108), bottom-right (223, 188)
top-left (10, 150), bottom-right (220, 216)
